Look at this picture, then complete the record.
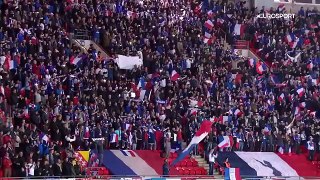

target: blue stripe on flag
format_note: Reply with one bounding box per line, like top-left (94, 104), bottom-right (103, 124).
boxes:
top-left (171, 144), bottom-right (196, 166)
top-left (216, 152), bottom-right (257, 176)
top-left (120, 150), bottom-right (128, 156)
top-left (225, 168), bottom-right (230, 180)
top-left (103, 151), bottom-right (136, 175)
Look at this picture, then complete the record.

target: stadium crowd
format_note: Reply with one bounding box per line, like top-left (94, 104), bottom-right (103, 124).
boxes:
top-left (0, 0), bottom-right (319, 177)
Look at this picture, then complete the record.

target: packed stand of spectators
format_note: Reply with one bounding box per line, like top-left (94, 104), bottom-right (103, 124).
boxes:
top-left (0, 0), bottom-right (319, 178)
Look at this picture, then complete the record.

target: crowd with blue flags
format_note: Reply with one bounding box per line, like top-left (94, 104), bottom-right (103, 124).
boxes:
top-left (0, 0), bottom-right (319, 178)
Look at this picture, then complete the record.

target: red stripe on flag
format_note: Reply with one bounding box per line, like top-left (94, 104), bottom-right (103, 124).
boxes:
top-left (128, 150), bottom-right (136, 157)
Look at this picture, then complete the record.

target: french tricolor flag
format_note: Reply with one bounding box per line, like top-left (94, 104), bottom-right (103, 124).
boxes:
top-left (204, 20), bottom-right (214, 30)
top-left (218, 136), bottom-right (232, 148)
top-left (214, 116), bottom-right (229, 124)
top-left (234, 109), bottom-right (242, 117)
top-left (9, 60), bottom-right (17, 70)
top-left (194, 2), bottom-right (203, 14)
top-left (278, 93), bottom-right (285, 102)
top-left (171, 70), bottom-right (180, 81)
top-left (204, 32), bottom-right (212, 39)
top-left (256, 61), bottom-right (267, 74)
top-left (203, 36), bottom-right (216, 45)
top-left (290, 39), bottom-right (299, 49)
top-left (171, 120), bottom-right (213, 166)
top-left (285, 34), bottom-right (295, 43)
top-left (296, 88), bottom-right (304, 97)
top-left (120, 150), bottom-right (136, 157)
top-left (70, 55), bottom-right (83, 66)
top-left (110, 133), bottom-right (119, 143)
top-left (225, 168), bottom-right (241, 180)
top-left (234, 24), bottom-right (245, 36)
top-left (217, 18), bottom-right (225, 25)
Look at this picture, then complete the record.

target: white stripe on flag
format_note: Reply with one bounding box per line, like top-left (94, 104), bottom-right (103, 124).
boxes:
top-left (229, 168), bottom-right (236, 180)
top-left (235, 152), bottom-right (298, 176)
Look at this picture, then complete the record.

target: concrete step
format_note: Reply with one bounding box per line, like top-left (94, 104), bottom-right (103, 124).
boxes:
top-left (195, 159), bottom-right (206, 163)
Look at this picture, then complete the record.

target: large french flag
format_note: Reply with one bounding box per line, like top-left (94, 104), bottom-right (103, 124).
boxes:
top-left (103, 150), bottom-right (158, 175)
top-left (171, 120), bottom-right (213, 166)
top-left (225, 168), bottom-right (241, 180)
top-left (216, 152), bottom-right (299, 177)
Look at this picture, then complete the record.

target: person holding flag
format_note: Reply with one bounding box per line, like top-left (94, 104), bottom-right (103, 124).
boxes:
top-left (171, 119), bottom-right (213, 166)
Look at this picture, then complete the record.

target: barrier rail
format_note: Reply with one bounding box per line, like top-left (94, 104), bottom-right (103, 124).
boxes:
top-left (2, 175), bottom-right (320, 179)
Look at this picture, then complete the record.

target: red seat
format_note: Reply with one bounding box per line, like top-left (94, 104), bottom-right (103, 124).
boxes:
top-left (180, 161), bottom-right (187, 167)
top-left (201, 168), bottom-right (207, 175)
top-left (189, 169), bottom-right (196, 175)
top-left (195, 168), bottom-right (202, 175)
top-left (192, 161), bottom-right (198, 167)
top-left (103, 169), bottom-right (109, 175)
top-left (183, 169), bottom-right (190, 175)
top-left (98, 169), bottom-right (104, 175)
top-left (186, 161), bottom-right (193, 167)
top-left (179, 169), bottom-right (184, 175)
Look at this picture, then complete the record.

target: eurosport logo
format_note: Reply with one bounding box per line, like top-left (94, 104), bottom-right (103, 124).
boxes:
top-left (256, 13), bottom-right (295, 19)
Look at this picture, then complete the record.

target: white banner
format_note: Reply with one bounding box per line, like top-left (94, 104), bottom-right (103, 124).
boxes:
top-left (115, 52), bottom-right (143, 69)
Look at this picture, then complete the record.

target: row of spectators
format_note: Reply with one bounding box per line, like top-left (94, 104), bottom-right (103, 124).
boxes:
top-left (0, 0), bottom-right (319, 177)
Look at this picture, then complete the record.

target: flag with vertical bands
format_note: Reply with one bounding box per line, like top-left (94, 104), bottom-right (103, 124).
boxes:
top-left (225, 168), bottom-right (241, 180)
top-left (171, 120), bottom-right (213, 166)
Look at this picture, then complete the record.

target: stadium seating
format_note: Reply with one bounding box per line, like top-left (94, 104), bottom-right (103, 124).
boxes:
top-left (167, 152), bottom-right (207, 175)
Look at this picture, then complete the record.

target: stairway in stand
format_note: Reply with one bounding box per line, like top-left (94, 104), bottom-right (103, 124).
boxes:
top-left (234, 40), bottom-right (249, 49)
top-left (193, 155), bottom-right (224, 179)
